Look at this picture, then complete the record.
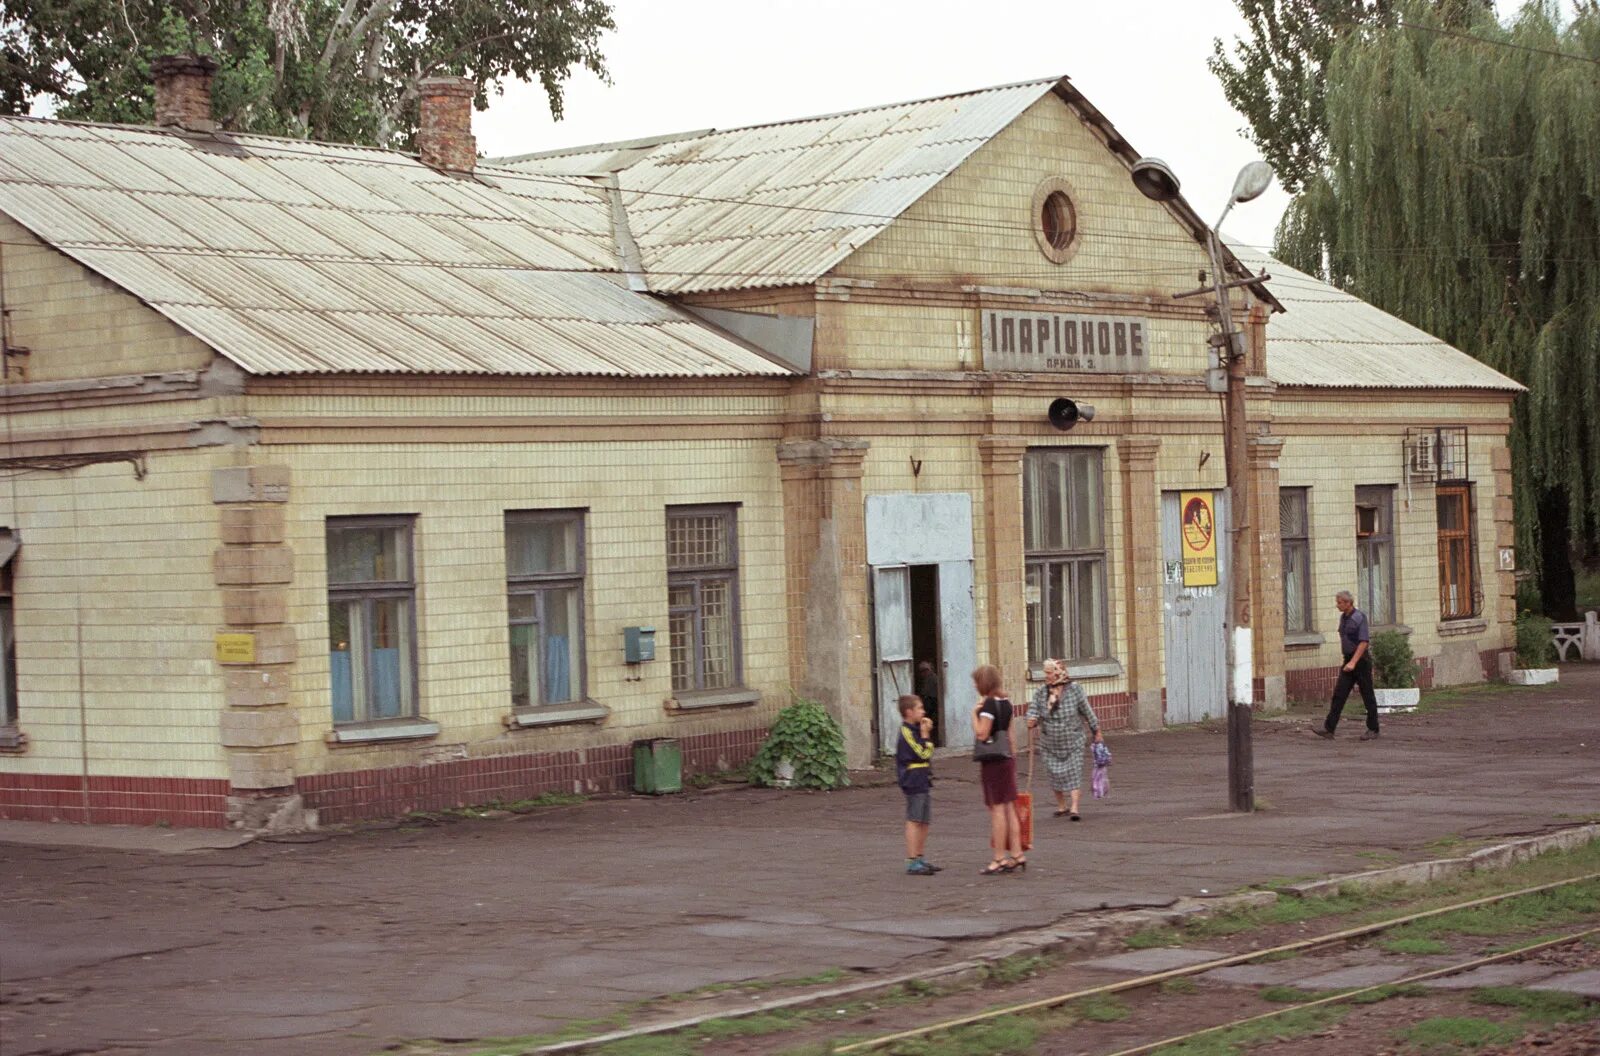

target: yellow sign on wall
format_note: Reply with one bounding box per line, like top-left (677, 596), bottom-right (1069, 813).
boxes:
top-left (214, 632), bottom-right (257, 664)
top-left (1179, 491), bottom-right (1218, 587)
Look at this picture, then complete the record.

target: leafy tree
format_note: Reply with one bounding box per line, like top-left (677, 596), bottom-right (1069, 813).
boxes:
top-left (0, 0), bottom-right (614, 149)
top-left (1274, 1), bottom-right (1600, 618)
top-left (1210, 0), bottom-right (1492, 193)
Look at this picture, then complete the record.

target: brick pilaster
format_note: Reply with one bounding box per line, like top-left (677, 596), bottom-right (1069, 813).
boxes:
top-left (211, 464), bottom-right (304, 829)
top-left (1249, 434), bottom-right (1287, 710)
top-left (777, 437), bottom-right (874, 767)
top-left (979, 436), bottom-right (1028, 689)
top-left (1118, 436), bottom-right (1164, 730)
top-left (1491, 443), bottom-right (1516, 650)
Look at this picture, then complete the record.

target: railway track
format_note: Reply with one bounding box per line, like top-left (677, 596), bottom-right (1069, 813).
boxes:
top-left (833, 871), bottom-right (1600, 1055)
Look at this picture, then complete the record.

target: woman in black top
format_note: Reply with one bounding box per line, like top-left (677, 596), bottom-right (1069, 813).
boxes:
top-left (971, 664), bottom-right (1024, 875)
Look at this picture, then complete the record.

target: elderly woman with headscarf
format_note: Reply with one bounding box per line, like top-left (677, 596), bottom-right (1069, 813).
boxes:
top-left (1026, 658), bottom-right (1102, 821)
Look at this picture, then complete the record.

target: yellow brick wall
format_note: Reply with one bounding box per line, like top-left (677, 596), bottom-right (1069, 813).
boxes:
top-left (276, 437), bottom-right (789, 776)
top-left (0, 213), bottom-right (213, 382)
top-left (1273, 393), bottom-right (1513, 674)
top-left (831, 94), bottom-right (1254, 369)
top-left (0, 448), bottom-right (229, 778)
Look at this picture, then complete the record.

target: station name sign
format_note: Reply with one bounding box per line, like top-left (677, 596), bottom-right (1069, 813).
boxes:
top-left (981, 309), bottom-right (1149, 373)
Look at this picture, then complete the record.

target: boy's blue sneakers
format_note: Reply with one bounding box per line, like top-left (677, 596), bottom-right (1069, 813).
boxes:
top-left (906, 858), bottom-right (940, 875)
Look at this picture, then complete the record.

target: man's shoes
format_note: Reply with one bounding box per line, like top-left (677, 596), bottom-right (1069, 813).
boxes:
top-left (1313, 726), bottom-right (1335, 739)
top-left (1360, 730), bottom-right (1381, 741)
top-left (906, 859), bottom-right (938, 876)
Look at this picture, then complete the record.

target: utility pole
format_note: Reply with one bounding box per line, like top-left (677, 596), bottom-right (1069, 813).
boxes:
top-left (1131, 158), bottom-right (1274, 813)
top-left (1208, 228), bottom-right (1254, 813)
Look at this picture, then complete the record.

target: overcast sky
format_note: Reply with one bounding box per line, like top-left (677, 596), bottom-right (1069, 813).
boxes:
top-left (480, 0), bottom-right (1531, 255)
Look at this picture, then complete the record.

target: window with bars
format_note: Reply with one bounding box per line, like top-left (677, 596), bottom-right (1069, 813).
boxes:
top-left (1023, 448), bottom-right (1110, 667)
top-left (1280, 488), bottom-right (1313, 634)
top-left (1354, 486), bottom-right (1397, 625)
top-left (1436, 485), bottom-right (1479, 620)
top-left (506, 511), bottom-right (585, 710)
top-left (327, 517), bottom-right (418, 724)
top-left (666, 506), bottom-right (742, 693)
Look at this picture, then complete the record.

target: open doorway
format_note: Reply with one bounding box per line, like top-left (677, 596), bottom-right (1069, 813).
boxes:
top-left (908, 564), bottom-right (943, 746)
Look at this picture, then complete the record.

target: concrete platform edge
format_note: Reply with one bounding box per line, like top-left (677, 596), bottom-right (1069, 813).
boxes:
top-left (533, 824), bottom-right (1600, 1055)
top-left (1280, 823), bottom-right (1600, 899)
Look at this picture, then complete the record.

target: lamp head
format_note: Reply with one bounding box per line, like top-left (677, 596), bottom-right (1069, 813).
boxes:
top-left (1229, 160), bottom-right (1274, 204)
top-left (1130, 157), bottom-right (1181, 203)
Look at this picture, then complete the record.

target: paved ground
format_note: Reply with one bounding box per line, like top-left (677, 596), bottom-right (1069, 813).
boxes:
top-left (2, 668), bottom-right (1597, 1056)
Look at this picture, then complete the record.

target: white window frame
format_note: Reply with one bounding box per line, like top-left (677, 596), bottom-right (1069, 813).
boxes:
top-left (326, 516), bottom-right (419, 726)
top-left (1023, 448), bottom-right (1111, 668)
top-left (505, 509), bottom-right (587, 711)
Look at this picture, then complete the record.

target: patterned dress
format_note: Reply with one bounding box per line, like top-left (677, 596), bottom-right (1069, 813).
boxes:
top-left (1029, 681), bottom-right (1100, 793)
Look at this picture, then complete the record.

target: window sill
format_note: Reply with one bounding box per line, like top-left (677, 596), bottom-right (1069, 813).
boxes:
top-left (505, 702), bottom-right (610, 729)
top-left (1026, 659), bottom-right (1124, 683)
top-left (0, 726), bottom-right (28, 753)
top-left (1438, 618), bottom-right (1487, 637)
top-left (325, 719), bottom-right (441, 746)
top-left (1375, 624), bottom-right (1414, 637)
top-left (1284, 632), bottom-right (1325, 649)
top-left (666, 688), bottom-right (761, 712)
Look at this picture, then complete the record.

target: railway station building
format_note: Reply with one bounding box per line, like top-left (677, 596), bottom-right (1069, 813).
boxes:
top-left (0, 67), bottom-right (1522, 826)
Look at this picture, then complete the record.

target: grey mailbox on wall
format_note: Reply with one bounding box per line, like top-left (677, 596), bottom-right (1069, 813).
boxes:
top-left (624, 626), bottom-right (656, 664)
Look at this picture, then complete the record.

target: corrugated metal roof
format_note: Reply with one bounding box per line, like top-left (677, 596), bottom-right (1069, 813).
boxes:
top-left (0, 117), bottom-right (792, 378)
top-left (492, 79), bottom-right (1061, 294)
top-left (1231, 241), bottom-right (1524, 392)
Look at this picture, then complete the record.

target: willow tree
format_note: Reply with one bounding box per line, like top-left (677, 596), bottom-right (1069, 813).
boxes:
top-left (1275, 1), bottom-right (1600, 618)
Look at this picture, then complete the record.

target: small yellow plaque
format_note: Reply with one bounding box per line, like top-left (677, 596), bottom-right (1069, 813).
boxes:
top-left (214, 632), bottom-right (257, 664)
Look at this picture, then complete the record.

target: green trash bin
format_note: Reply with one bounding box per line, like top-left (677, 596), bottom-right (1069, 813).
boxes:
top-left (632, 738), bottom-right (682, 795)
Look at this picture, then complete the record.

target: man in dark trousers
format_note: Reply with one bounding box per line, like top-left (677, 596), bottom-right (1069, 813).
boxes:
top-left (1315, 590), bottom-right (1381, 741)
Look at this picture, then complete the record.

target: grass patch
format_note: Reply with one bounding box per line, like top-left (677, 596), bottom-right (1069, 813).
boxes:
top-left (1382, 936), bottom-right (1453, 955)
top-left (1470, 987), bottom-right (1600, 1025)
top-left (1161, 977), bottom-right (1200, 994)
top-left (1397, 1016), bottom-right (1522, 1051)
top-left (883, 1011), bottom-right (1071, 1056)
top-left (593, 1037), bottom-right (695, 1056)
top-left (1125, 927), bottom-right (1184, 949)
top-left (1383, 877), bottom-right (1600, 940)
top-left (1069, 995), bottom-right (1131, 1022)
top-left (1357, 849), bottom-right (1404, 863)
top-left (1348, 983), bottom-right (1427, 1005)
top-left (691, 1012), bottom-right (809, 1038)
top-left (1156, 1007), bottom-right (1348, 1056)
top-left (1259, 985), bottom-right (1317, 1004)
top-left (982, 953), bottom-right (1054, 986)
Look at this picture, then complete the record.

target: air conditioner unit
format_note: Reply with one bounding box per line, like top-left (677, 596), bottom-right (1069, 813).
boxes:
top-left (1408, 435), bottom-right (1436, 477)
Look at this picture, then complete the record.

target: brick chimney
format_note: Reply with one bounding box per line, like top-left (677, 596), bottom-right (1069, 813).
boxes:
top-left (151, 53), bottom-right (218, 131)
top-left (416, 77), bottom-right (477, 173)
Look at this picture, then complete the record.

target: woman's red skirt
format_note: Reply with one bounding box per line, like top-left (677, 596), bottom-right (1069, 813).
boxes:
top-left (980, 757), bottom-right (1018, 807)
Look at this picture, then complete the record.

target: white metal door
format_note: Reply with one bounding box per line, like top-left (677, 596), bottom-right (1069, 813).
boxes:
top-left (1161, 491), bottom-right (1230, 724)
top-left (873, 564), bottom-right (914, 754)
top-left (936, 560), bottom-right (976, 748)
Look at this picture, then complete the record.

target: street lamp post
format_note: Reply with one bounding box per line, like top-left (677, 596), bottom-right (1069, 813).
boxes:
top-left (1131, 158), bottom-right (1274, 813)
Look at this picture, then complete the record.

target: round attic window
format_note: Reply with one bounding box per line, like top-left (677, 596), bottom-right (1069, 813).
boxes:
top-left (1031, 178), bottom-right (1080, 264)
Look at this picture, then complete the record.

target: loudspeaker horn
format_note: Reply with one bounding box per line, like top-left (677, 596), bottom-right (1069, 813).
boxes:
top-left (1047, 398), bottom-right (1096, 431)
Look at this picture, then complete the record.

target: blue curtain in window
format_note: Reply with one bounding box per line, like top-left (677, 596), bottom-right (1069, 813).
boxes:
top-left (545, 634), bottom-right (571, 704)
top-left (372, 648), bottom-right (402, 718)
top-left (330, 651), bottom-right (354, 723)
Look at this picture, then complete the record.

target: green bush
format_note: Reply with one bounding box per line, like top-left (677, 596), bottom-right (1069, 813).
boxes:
top-left (748, 698), bottom-right (849, 790)
top-left (1370, 629), bottom-right (1419, 689)
top-left (1515, 611), bottom-right (1556, 669)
